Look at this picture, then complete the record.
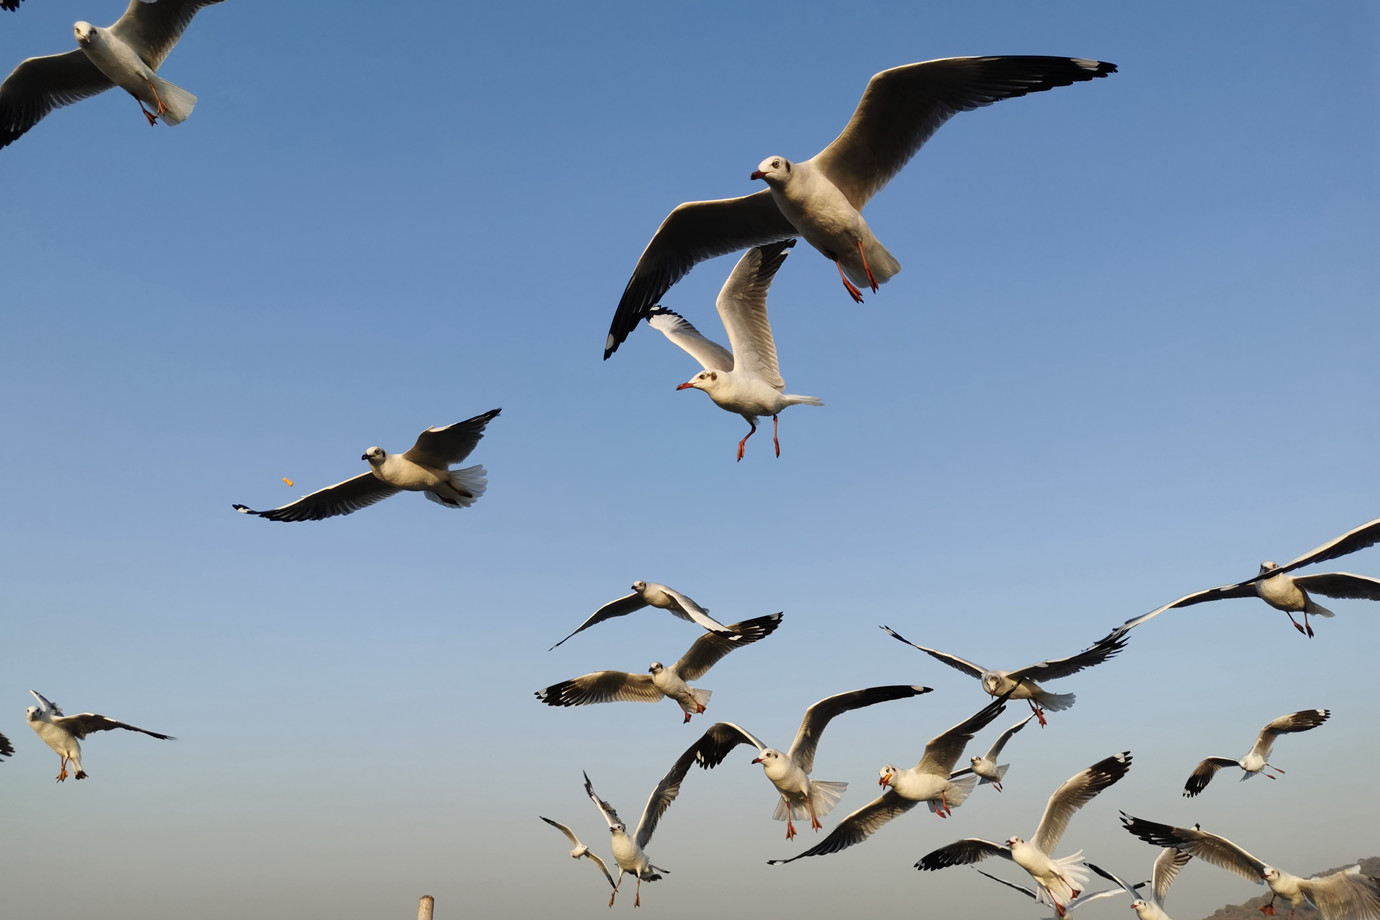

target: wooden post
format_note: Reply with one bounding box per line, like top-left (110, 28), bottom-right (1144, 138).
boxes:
top-left (418, 895), bottom-right (434, 920)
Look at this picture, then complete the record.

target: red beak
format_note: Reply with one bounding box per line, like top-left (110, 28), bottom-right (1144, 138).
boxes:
top-left (676, 382), bottom-right (694, 390)
top-left (750, 170), bottom-right (766, 180)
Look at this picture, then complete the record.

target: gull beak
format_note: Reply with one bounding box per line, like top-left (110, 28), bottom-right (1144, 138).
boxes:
top-left (750, 170), bottom-right (766, 180)
top-left (879, 773), bottom-right (892, 787)
top-left (675, 382), bottom-right (695, 390)
top-left (751, 756), bottom-right (763, 764)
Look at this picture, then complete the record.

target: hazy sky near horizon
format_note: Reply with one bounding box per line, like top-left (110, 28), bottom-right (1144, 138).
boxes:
top-left (1, 2), bottom-right (1376, 919)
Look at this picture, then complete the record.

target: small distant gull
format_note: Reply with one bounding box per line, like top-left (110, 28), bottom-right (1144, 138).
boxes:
top-left (1087, 849), bottom-right (1194, 920)
top-left (549, 581), bottom-right (734, 650)
top-left (538, 816), bottom-right (616, 892)
top-left (647, 240), bottom-right (822, 461)
top-left (976, 865), bottom-right (1152, 919)
top-left (1119, 813), bottom-right (1380, 920)
top-left (1182, 708), bottom-right (1330, 798)
top-left (0, 0), bottom-right (226, 150)
top-left (603, 55), bottom-right (1116, 357)
top-left (233, 409), bottom-right (500, 522)
top-left (766, 695), bottom-right (1008, 864)
top-left (25, 689), bottom-right (173, 782)
top-left (880, 624), bottom-right (1128, 725)
top-left (681, 685), bottom-right (932, 840)
top-left (916, 751), bottom-right (1133, 919)
top-left (1120, 516), bottom-right (1380, 637)
top-left (535, 613), bottom-right (783, 723)
top-left (950, 712), bottom-right (1037, 792)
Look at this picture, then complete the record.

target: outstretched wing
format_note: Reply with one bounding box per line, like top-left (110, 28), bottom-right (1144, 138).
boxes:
top-left (1030, 751), bottom-right (1131, 855)
top-left (234, 471), bottom-right (399, 522)
top-left (684, 722), bottom-right (767, 769)
top-left (1271, 516), bottom-right (1380, 575)
top-left (1119, 813), bottom-right (1268, 884)
top-left (0, 50), bottom-right (112, 150)
top-left (1293, 572), bottom-right (1380, 601)
top-left (55, 713), bottom-right (174, 741)
top-left (767, 790), bottom-right (918, 863)
top-left (112, 0), bottom-right (227, 70)
top-left (404, 408), bottom-right (501, 469)
top-left (917, 695), bottom-right (1007, 775)
top-left (880, 625), bottom-right (985, 679)
top-left (646, 308), bottom-right (733, 372)
top-left (915, 838), bottom-right (1013, 870)
top-left (535, 672), bottom-right (661, 707)
top-left (549, 591), bottom-right (648, 650)
top-left (1252, 709), bottom-right (1330, 760)
top-left (789, 685), bottom-right (932, 773)
top-left (1007, 628), bottom-right (1129, 684)
top-left (674, 613), bottom-right (782, 681)
top-left (715, 240), bottom-right (794, 388)
top-left (1183, 756), bottom-right (1238, 798)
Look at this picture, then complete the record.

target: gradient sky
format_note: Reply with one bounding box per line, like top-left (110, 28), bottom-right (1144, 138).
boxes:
top-left (1, 2), bottom-right (1376, 918)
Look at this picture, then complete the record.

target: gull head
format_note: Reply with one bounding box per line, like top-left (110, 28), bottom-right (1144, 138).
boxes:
top-left (362, 446), bottom-right (386, 464)
top-left (25, 706), bottom-right (42, 723)
top-left (752, 748), bottom-right (782, 766)
top-left (751, 156), bottom-right (792, 185)
top-left (1131, 899), bottom-right (1149, 913)
top-left (981, 673), bottom-right (1004, 695)
top-left (677, 370), bottom-right (719, 394)
top-left (648, 662), bottom-right (665, 675)
top-left (1005, 835), bottom-right (1026, 848)
top-left (73, 21), bottom-right (94, 46)
top-left (1262, 866), bottom-right (1279, 882)
top-left (878, 765), bottom-right (897, 787)
top-left (1258, 561), bottom-right (1281, 575)
top-left (631, 580), bottom-right (648, 593)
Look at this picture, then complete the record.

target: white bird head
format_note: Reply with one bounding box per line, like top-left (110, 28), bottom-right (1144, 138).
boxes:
top-left (750, 156), bottom-right (792, 186)
top-left (73, 21), bottom-right (94, 45)
top-left (25, 706), bottom-right (42, 723)
top-left (752, 748), bottom-right (782, 766)
top-left (1005, 835), bottom-right (1025, 848)
top-left (1258, 561), bottom-right (1281, 574)
top-left (677, 370), bottom-right (720, 394)
top-left (878, 765), bottom-right (897, 787)
top-left (648, 662), bottom-right (665, 674)
top-left (981, 673), bottom-right (1003, 694)
top-left (362, 446), bottom-right (386, 464)
top-left (1262, 866), bottom-right (1279, 882)
top-left (970, 755), bottom-right (983, 767)
top-left (1131, 899), bottom-right (1149, 913)
top-left (631, 580), bottom-right (648, 593)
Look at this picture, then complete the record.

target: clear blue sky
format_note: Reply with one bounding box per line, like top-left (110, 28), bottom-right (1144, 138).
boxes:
top-left (1, 2), bottom-right (1376, 918)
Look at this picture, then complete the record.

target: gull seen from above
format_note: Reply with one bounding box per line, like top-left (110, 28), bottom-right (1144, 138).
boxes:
top-left (233, 408), bottom-right (500, 522)
top-left (549, 581), bottom-right (734, 651)
top-left (880, 624), bottom-right (1129, 725)
top-left (0, 0), bottom-right (226, 150)
top-left (25, 689), bottom-right (174, 782)
top-left (535, 613), bottom-right (783, 722)
top-left (1182, 708), bottom-right (1330, 798)
top-left (604, 55), bottom-right (1117, 357)
top-left (647, 240), bottom-right (822, 461)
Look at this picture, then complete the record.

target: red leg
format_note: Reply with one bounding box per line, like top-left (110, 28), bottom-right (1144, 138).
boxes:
top-left (772, 415), bottom-right (781, 458)
top-left (1027, 699), bottom-right (1049, 727)
top-left (737, 421), bottom-right (757, 462)
top-left (835, 261), bottom-right (864, 303)
top-left (855, 240), bottom-right (880, 292)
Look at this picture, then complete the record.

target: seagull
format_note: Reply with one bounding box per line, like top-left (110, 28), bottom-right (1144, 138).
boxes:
top-left (1119, 516), bottom-right (1380, 637)
top-left (25, 690), bottom-right (174, 781)
top-left (916, 751), bottom-right (1133, 919)
top-left (535, 613), bottom-right (783, 722)
top-left (0, 0), bottom-right (226, 150)
top-left (1119, 813), bottom-right (1380, 920)
top-left (233, 409), bottom-right (500, 522)
top-left (583, 770), bottom-right (684, 908)
top-left (977, 866), bottom-right (1150, 918)
top-left (1182, 709), bottom-right (1330, 797)
top-left (549, 581), bottom-right (734, 650)
top-left (766, 695), bottom-right (1008, 864)
top-left (647, 239), bottom-right (822, 461)
top-left (539, 816), bottom-right (617, 892)
top-left (603, 55), bottom-right (1116, 358)
top-left (683, 685), bottom-right (932, 840)
top-left (880, 624), bottom-right (1129, 725)
top-left (950, 713), bottom-right (1037, 792)
top-left (1087, 849), bottom-right (1194, 920)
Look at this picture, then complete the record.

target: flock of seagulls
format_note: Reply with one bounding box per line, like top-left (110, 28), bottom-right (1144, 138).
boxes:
top-left (2, 4), bottom-right (1375, 917)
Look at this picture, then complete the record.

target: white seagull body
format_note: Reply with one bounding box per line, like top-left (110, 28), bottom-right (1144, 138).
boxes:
top-left (25, 689), bottom-right (174, 781)
top-left (1087, 849), bottom-right (1193, 920)
top-left (684, 685), bottom-right (932, 840)
top-left (952, 712), bottom-right (1036, 792)
top-left (535, 613), bottom-right (782, 722)
top-left (1121, 515), bottom-right (1380, 637)
top-left (1120, 814), bottom-right (1380, 920)
top-left (880, 624), bottom-right (1129, 725)
top-left (583, 767), bottom-right (692, 908)
top-left (0, 0), bottom-right (224, 150)
top-left (549, 581), bottom-right (733, 650)
top-left (233, 409), bottom-right (500, 522)
top-left (539, 816), bottom-right (616, 892)
top-left (648, 240), bottom-right (822, 461)
top-left (1183, 708), bottom-right (1330, 797)
top-left (916, 751), bottom-right (1133, 918)
top-left (766, 695), bottom-right (1008, 864)
top-left (603, 55), bottom-right (1116, 357)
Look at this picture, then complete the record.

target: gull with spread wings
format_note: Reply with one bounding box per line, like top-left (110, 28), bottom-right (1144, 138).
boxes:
top-left (538, 816), bottom-right (617, 893)
top-left (1087, 849), bottom-right (1194, 920)
top-left (25, 690), bottom-right (174, 782)
top-left (949, 713), bottom-right (1037, 792)
top-left (549, 581), bottom-right (733, 650)
top-left (1182, 708), bottom-right (1330, 797)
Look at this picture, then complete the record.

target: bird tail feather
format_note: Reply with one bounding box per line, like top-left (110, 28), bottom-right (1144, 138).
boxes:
top-left (1033, 689), bottom-right (1076, 712)
top-left (978, 763), bottom-right (1011, 786)
top-left (150, 75), bottom-right (197, 126)
top-left (782, 394), bottom-right (824, 407)
top-left (926, 772), bottom-right (978, 814)
top-left (423, 464), bottom-right (488, 509)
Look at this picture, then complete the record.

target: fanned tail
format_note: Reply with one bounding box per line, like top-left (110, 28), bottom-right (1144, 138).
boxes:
top-left (927, 773), bottom-right (978, 814)
top-left (783, 394), bottom-right (824, 407)
top-left (423, 464), bottom-right (488, 508)
top-left (979, 764), bottom-right (1011, 786)
top-left (149, 75), bottom-right (196, 125)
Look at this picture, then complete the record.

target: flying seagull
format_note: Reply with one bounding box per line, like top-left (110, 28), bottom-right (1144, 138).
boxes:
top-left (583, 770), bottom-right (683, 908)
top-left (682, 685), bottom-right (932, 840)
top-left (549, 581), bottom-right (734, 650)
top-left (950, 713), bottom-right (1037, 792)
top-left (880, 624), bottom-right (1128, 725)
top-left (604, 55), bottom-right (1116, 358)
top-left (977, 866), bottom-right (1151, 919)
top-left (0, 0), bottom-right (226, 150)
top-left (25, 689), bottom-right (174, 781)
top-left (1120, 516), bottom-right (1380, 637)
top-left (538, 816), bottom-right (617, 892)
top-left (916, 751), bottom-right (1133, 919)
top-left (1182, 708), bottom-right (1330, 797)
top-left (766, 695), bottom-right (1008, 864)
top-left (535, 613), bottom-right (783, 722)
top-left (1119, 813), bottom-right (1380, 920)
top-left (1087, 849), bottom-right (1194, 920)
top-left (648, 240), bottom-right (822, 461)
top-left (233, 409), bottom-right (500, 522)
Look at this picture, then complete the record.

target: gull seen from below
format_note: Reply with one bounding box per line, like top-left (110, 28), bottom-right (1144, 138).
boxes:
top-left (950, 712), bottom-right (1037, 792)
top-left (535, 613), bottom-right (783, 722)
top-left (538, 816), bottom-right (617, 893)
top-left (604, 55), bottom-right (1117, 357)
top-left (976, 865), bottom-right (1150, 919)
top-left (647, 240), bottom-right (822, 461)
top-left (583, 770), bottom-right (684, 908)
top-left (0, 0), bottom-right (226, 150)
top-left (1086, 848), bottom-right (1194, 920)
top-left (549, 581), bottom-right (733, 650)
top-left (1183, 708), bottom-right (1330, 797)
top-left (233, 408), bottom-right (500, 522)
top-left (25, 689), bottom-right (174, 782)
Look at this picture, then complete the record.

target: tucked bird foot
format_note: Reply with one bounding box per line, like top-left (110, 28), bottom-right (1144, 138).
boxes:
top-left (835, 261), bottom-right (865, 303)
top-left (772, 415), bottom-right (781, 458)
top-left (856, 240), bottom-right (880, 292)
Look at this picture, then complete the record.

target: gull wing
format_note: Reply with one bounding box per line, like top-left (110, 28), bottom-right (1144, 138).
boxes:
top-left (880, 625), bottom-right (985, 679)
top-left (29, 689), bottom-right (63, 716)
top-left (917, 695), bottom-right (1007, 775)
top-left (1120, 814), bottom-right (1269, 884)
top-left (1151, 847), bottom-right (1192, 904)
top-left (549, 591), bottom-right (649, 650)
top-left (631, 736), bottom-right (713, 850)
top-left (812, 56), bottom-right (1116, 209)
top-left (1085, 862), bottom-right (1159, 904)
top-left (54, 713), bottom-right (174, 741)
top-left (111, 0), bottom-right (226, 70)
top-left (234, 471), bottom-right (400, 522)
top-left (685, 721), bottom-right (767, 769)
top-left (983, 713), bottom-right (1036, 760)
top-left (767, 789), bottom-right (919, 863)
top-left (1183, 756), bottom-right (1239, 798)
top-left (535, 671), bottom-right (661, 707)
top-left (1271, 516), bottom-right (1380, 575)
top-left (404, 408), bottom-right (501, 469)
top-left (788, 685), bottom-right (932, 774)
top-left (605, 191), bottom-right (795, 359)
top-left (1030, 751), bottom-right (1131, 855)
top-left (646, 308), bottom-right (734, 372)
top-left (1118, 581), bottom-right (1261, 631)
top-left (674, 613), bottom-right (782, 682)
top-left (0, 50), bottom-right (111, 150)
top-left (915, 838), bottom-right (1013, 870)
top-left (540, 817), bottom-right (617, 890)
top-left (1007, 628), bottom-right (1129, 684)
top-left (1300, 868), bottom-right (1380, 920)
top-left (584, 772), bottom-right (626, 831)
top-left (1293, 572), bottom-right (1380, 600)
top-left (714, 240), bottom-right (794, 389)
top-left (1252, 708), bottom-right (1330, 760)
